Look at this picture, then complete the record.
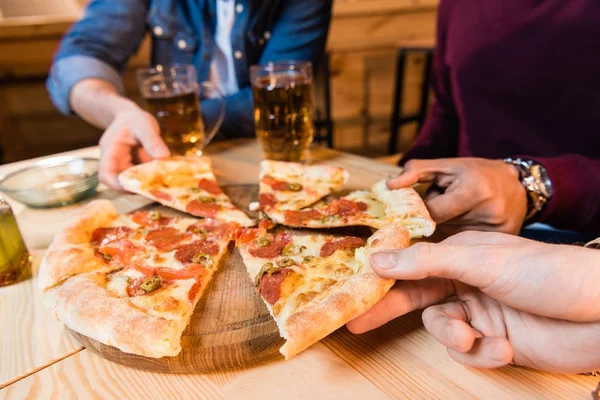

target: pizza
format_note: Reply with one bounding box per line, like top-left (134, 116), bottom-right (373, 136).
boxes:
top-left (39, 200), bottom-right (238, 358)
top-left (118, 156), bottom-right (255, 227)
top-left (236, 221), bottom-right (410, 359)
top-left (263, 179), bottom-right (436, 239)
top-left (258, 160), bottom-right (349, 211)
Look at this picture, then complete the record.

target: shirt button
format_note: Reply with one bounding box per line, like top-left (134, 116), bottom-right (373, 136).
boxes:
top-left (177, 40), bottom-right (187, 50)
top-left (234, 50), bottom-right (243, 60)
top-left (264, 31), bottom-right (271, 40)
top-left (203, 54), bottom-right (211, 61)
top-left (236, 4), bottom-right (244, 13)
top-left (153, 26), bottom-right (164, 37)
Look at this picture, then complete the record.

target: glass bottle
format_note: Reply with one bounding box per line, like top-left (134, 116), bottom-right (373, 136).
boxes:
top-left (0, 197), bottom-right (32, 287)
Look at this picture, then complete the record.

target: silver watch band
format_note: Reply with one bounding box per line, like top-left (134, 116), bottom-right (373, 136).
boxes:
top-left (503, 157), bottom-right (552, 221)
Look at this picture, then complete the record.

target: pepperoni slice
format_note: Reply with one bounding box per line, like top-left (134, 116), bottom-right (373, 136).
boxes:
top-left (126, 278), bottom-right (148, 297)
top-left (188, 280), bottom-right (203, 302)
top-left (129, 264), bottom-right (155, 276)
top-left (261, 175), bottom-right (290, 191)
top-left (237, 228), bottom-right (259, 243)
top-left (131, 211), bottom-right (173, 228)
top-left (174, 240), bottom-right (220, 264)
top-left (145, 227), bottom-right (191, 252)
top-left (156, 264), bottom-right (207, 280)
top-left (197, 179), bottom-right (223, 195)
top-left (338, 198), bottom-right (367, 216)
top-left (186, 221), bottom-right (240, 240)
top-left (91, 226), bottom-right (131, 247)
top-left (149, 189), bottom-right (173, 203)
top-left (320, 236), bottom-right (366, 257)
top-left (284, 210), bottom-right (322, 226)
top-left (99, 240), bottom-right (144, 264)
top-left (259, 268), bottom-right (292, 305)
top-left (249, 233), bottom-right (291, 258)
top-left (186, 200), bottom-right (221, 218)
top-left (259, 193), bottom-right (277, 210)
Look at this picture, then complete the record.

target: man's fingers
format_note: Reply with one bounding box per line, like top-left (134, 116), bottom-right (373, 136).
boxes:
top-left (387, 159), bottom-right (455, 189)
top-left (422, 301), bottom-right (476, 353)
top-left (347, 278), bottom-right (454, 334)
top-left (447, 337), bottom-right (514, 369)
top-left (425, 184), bottom-right (476, 224)
top-left (98, 149), bottom-right (128, 191)
top-left (132, 117), bottom-right (170, 159)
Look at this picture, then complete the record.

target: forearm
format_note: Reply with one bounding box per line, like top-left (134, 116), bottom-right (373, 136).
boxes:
top-left (70, 79), bottom-right (141, 129)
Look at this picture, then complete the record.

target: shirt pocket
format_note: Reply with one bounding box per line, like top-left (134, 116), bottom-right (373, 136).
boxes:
top-left (147, 8), bottom-right (198, 65)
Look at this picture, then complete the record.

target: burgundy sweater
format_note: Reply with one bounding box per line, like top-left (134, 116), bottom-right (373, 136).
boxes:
top-left (402, 0), bottom-right (600, 233)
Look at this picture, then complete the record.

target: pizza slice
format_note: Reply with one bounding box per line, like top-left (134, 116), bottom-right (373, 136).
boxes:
top-left (263, 179), bottom-right (436, 239)
top-left (237, 221), bottom-right (410, 359)
top-left (39, 200), bottom-right (239, 358)
top-left (258, 160), bottom-right (349, 211)
top-left (119, 156), bottom-right (255, 227)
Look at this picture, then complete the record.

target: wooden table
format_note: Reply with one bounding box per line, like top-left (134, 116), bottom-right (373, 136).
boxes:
top-left (0, 140), bottom-right (596, 399)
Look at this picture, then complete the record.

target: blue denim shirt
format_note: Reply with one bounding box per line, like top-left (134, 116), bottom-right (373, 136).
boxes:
top-left (47, 0), bottom-right (332, 137)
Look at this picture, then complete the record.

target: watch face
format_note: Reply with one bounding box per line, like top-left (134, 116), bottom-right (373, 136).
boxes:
top-left (533, 164), bottom-right (553, 198)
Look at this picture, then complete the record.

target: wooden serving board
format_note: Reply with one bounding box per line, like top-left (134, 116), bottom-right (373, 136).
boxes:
top-left (69, 184), bottom-right (285, 373)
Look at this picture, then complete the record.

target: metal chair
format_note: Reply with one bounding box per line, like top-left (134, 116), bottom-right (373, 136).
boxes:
top-left (388, 39), bottom-right (434, 155)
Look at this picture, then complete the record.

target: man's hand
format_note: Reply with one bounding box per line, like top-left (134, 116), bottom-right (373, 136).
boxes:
top-left (98, 108), bottom-right (169, 190)
top-left (388, 158), bottom-right (528, 235)
top-left (347, 232), bottom-right (600, 373)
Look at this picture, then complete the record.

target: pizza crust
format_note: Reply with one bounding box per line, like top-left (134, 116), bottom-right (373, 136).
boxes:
top-left (38, 200), bottom-right (121, 290)
top-left (44, 272), bottom-right (182, 358)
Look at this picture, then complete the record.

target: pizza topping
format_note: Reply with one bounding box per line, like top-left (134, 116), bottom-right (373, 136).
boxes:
top-left (282, 244), bottom-right (306, 256)
top-left (284, 209), bottom-right (323, 226)
top-left (322, 198), bottom-right (368, 217)
top-left (249, 233), bottom-right (291, 258)
top-left (131, 210), bottom-right (173, 228)
top-left (302, 255), bottom-right (315, 263)
top-left (320, 236), bottom-right (366, 257)
top-left (153, 296), bottom-right (180, 312)
top-left (90, 226), bottom-right (132, 247)
top-left (149, 190), bottom-right (173, 203)
top-left (174, 240), bottom-right (220, 264)
top-left (192, 254), bottom-right (214, 268)
top-left (156, 264), bottom-right (207, 280)
top-left (255, 262), bottom-right (277, 286)
top-left (198, 178), bottom-right (223, 195)
top-left (145, 227), bottom-right (191, 252)
top-left (188, 187), bottom-right (201, 193)
top-left (188, 225), bottom-right (208, 235)
top-left (278, 257), bottom-right (296, 267)
top-left (130, 263), bottom-right (155, 276)
top-left (186, 200), bottom-right (221, 218)
top-left (188, 280), bottom-right (202, 302)
top-left (197, 196), bottom-right (216, 203)
top-left (99, 240), bottom-right (144, 264)
top-left (261, 175), bottom-right (290, 191)
top-left (256, 238), bottom-right (271, 247)
top-left (258, 267), bottom-right (293, 305)
top-left (259, 193), bottom-right (277, 210)
top-left (141, 275), bottom-right (161, 293)
top-left (296, 291), bottom-right (319, 309)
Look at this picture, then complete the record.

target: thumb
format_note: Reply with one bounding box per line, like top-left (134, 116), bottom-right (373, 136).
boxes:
top-left (387, 159), bottom-right (451, 189)
top-left (132, 114), bottom-right (170, 159)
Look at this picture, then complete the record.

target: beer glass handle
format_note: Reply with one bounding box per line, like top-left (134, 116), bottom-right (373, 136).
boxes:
top-left (200, 82), bottom-right (225, 148)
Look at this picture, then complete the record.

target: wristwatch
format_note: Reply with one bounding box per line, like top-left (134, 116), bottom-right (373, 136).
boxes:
top-left (503, 157), bottom-right (554, 221)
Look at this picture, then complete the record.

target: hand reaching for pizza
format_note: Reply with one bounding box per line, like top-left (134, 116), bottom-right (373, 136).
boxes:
top-left (347, 232), bottom-right (600, 373)
top-left (387, 158), bottom-right (527, 235)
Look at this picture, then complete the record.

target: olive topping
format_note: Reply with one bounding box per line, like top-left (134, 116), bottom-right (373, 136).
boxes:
top-left (192, 254), bottom-right (214, 267)
top-left (282, 244), bottom-right (306, 256)
top-left (141, 275), bottom-right (161, 293)
top-left (188, 187), bottom-right (201, 193)
top-left (101, 253), bottom-right (113, 262)
top-left (279, 258), bottom-right (295, 267)
top-left (287, 183), bottom-right (303, 192)
top-left (256, 237), bottom-right (272, 247)
top-left (148, 210), bottom-right (162, 221)
top-left (198, 196), bottom-right (215, 203)
top-left (255, 262), bottom-right (278, 286)
top-left (192, 226), bottom-right (208, 235)
top-left (303, 255), bottom-right (315, 263)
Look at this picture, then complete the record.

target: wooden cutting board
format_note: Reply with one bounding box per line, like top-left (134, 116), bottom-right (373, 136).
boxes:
top-left (68, 184), bottom-right (285, 373)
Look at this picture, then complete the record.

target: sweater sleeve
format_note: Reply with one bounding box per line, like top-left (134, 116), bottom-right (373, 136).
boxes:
top-left (400, 0), bottom-right (459, 165)
top-left (529, 154), bottom-right (600, 233)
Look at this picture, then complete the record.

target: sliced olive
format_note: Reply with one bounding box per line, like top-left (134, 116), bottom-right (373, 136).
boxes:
top-left (188, 187), bottom-right (201, 193)
top-left (141, 275), bottom-right (161, 293)
top-left (255, 262), bottom-right (277, 286)
top-left (192, 254), bottom-right (214, 267)
top-left (287, 183), bottom-right (303, 192)
top-left (279, 257), bottom-right (295, 267)
top-left (198, 196), bottom-right (215, 203)
top-left (101, 253), bottom-right (113, 262)
top-left (192, 226), bottom-right (208, 235)
top-left (148, 210), bottom-right (162, 220)
top-left (282, 244), bottom-right (299, 256)
top-left (256, 237), bottom-right (271, 247)
top-left (303, 255), bottom-right (315, 263)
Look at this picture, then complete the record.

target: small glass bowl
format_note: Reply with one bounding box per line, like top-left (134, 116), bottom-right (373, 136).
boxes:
top-left (0, 157), bottom-right (100, 208)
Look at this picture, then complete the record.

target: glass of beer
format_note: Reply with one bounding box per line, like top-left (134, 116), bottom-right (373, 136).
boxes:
top-left (251, 61), bottom-right (315, 162)
top-left (137, 65), bottom-right (225, 156)
top-left (0, 197), bottom-right (32, 287)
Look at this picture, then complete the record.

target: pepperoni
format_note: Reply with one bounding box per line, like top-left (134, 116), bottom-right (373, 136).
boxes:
top-left (99, 240), bottom-right (144, 264)
top-left (259, 193), bottom-right (277, 210)
top-left (131, 211), bottom-right (173, 228)
top-left (237, 228), bottom-right (259, 243)
top-left (188, 280), bottom-right (203, 302)
top-left (338, 198), bottom-right (368, 216)
top-left (126, 278), bottom-right (148, 297)
top-left (259, 268), bottom-right (292, 305)
top-left (156, 264), bottom-right (207, 280)
top-left (145, 227), bottom-right (191, 252)
top-left (284, 209), bottom-right (322, 226)
top-left (174, 240), bottom-right (220, 263)
top-left (320, 236), bottom-right (366, 257)
top-left (249, 233), bottom-right (291, 258)
top-left (186, 200), bottom-right (221, 218)
top-left (91, 226), bottom-right (131, 247)
top-left (198, 179), bottom-right (223, 195)
top-left (186, 221), bottom-right (240, 240)
top-left (149, 189), bottom-right (173, 203)
top-left (129, 264), bottom-right (155, 276)
top-left (261, 175), bottom-right (290, 191)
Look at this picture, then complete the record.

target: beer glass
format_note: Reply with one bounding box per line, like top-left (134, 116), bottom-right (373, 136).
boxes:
top-left (0, 197), bottom-right (31, 287)
top-left (250, 61), bottom-right (315, 162)
top-left (137, 65), bottom-right (225, 156)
